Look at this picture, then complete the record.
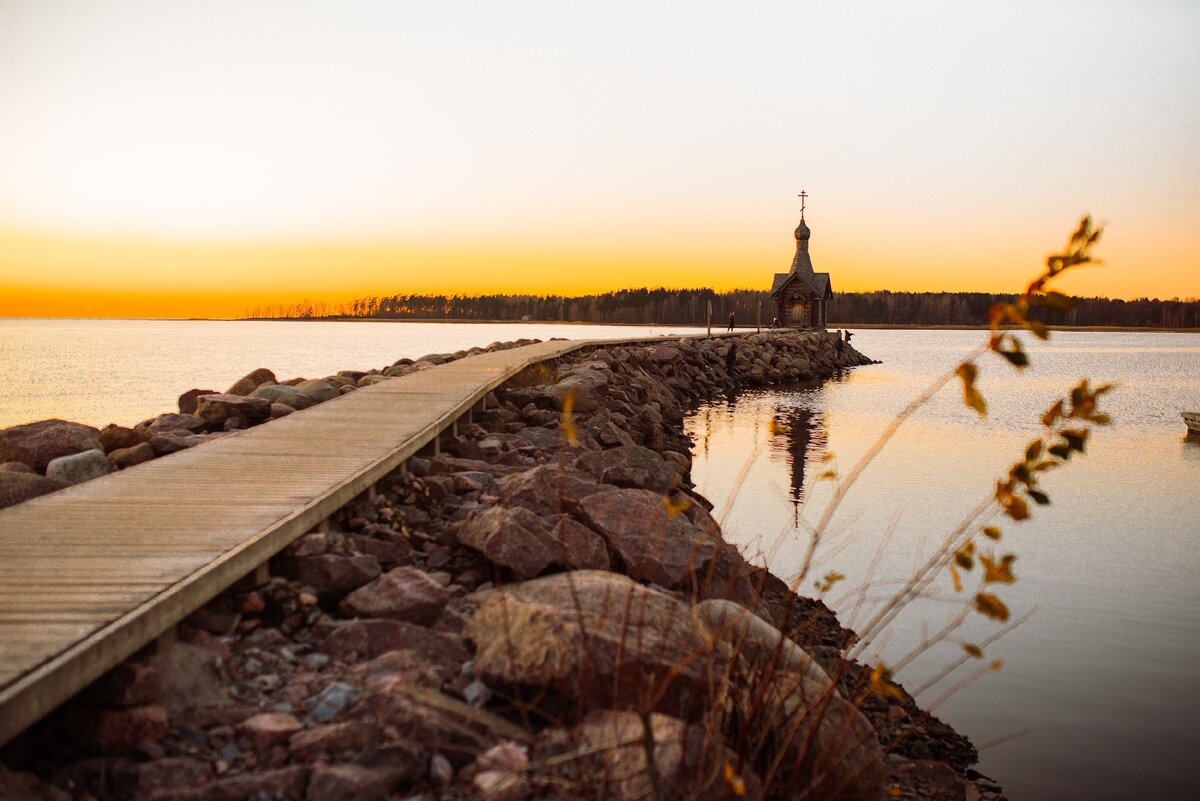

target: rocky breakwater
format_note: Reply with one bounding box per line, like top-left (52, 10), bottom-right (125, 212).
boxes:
top-left (1, 330), bottom-right (1003, 801)
top-left (0, 339), bottom-right (543, 510)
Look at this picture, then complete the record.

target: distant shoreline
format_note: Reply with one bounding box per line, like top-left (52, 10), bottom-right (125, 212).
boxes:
top-left (242, 318), bottom-right (1200, 333)
top-left (3, 316), bottom-right (1198, 333)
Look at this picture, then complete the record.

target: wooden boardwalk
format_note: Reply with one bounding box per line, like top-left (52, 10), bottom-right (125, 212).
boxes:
top-left (0, 335), bottom-right (660, 746)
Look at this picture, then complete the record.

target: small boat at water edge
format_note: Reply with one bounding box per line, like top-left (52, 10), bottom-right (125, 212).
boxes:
top-left (1184, 412), bottom-right (1200, 439)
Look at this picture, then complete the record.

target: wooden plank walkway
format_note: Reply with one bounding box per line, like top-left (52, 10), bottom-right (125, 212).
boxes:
top-left (0, 335), bottom-right (674, 746)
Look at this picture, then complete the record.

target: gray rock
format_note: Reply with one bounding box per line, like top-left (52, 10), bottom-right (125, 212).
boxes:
top-left (251, 383), bottom-right (315, 409)
top-left (148, 431), bottom-right (202, 455)
top-left (45, 448), bottom-right (115, 485)
top-left (294, 379), bottom-right (341, 403)
top-left (144, 412), bottom-right (208, 434)
top-left (309, 682), bottom-right (359, 723)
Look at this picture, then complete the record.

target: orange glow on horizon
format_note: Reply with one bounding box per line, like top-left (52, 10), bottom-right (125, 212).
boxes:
top-left (1, 221), bottom-right (1195, 319)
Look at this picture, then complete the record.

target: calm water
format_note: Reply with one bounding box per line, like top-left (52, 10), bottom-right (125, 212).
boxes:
top-left (686, 330), bottom-right (1200, 801)
top-left (0, 319), bottom-right (706, 429)
top-left (2, 321), bottom-right (1196, 798)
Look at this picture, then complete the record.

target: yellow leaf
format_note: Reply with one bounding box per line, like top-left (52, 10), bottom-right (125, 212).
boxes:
top-left (954, 541), bottom-right (975, 570)
top-left (814, 570), bottom-right (846, 594)
top-left (869, 663), bottom-right (904, 700)
top-left (956, 361), bottom-right (987, 416)
top-left (560, 390), bottom-right (579, 447)
top-left (661, 494), bottom-right (690, 518)
top-left (982, 526), bottom-right (1002, 541)
top-left (723, 761), bottom-right (746, 796)
top-left (990, 659), bottom-right (1005, 671)
top-left (974, 592), bottom-right (1010, 622)
top-left (1005, 495), bottom-right (1029, 522)
top-left (949, 564), bottom-right (963, 593)
top-left (980, 553), bottom-right (1016, 584)
top-left (1042, 399), bottom-right (1064, 428)
top-left (888, 786), bottom-right (902, 798)
top-left (963, 643), bottom-right (983, 658)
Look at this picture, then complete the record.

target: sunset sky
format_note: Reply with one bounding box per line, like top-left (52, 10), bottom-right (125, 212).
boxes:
top-left (1, 1), bottom-right (1197, 318)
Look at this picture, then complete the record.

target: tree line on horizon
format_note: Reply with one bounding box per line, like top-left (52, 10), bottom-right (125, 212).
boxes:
top-left (243, 288), bottom-right (1200, 328)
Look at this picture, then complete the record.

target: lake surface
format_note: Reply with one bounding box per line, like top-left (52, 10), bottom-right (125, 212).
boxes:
top-left (0, 318), bottom-right (706, 429)
top-left (2, 320), bottom-right (1196, 798)
top-left (686, 329), bottom-right (1200, 801)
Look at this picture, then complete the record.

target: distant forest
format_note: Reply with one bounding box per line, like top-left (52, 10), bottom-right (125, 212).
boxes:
top-left (244, 289), bottom-right (1200, 329)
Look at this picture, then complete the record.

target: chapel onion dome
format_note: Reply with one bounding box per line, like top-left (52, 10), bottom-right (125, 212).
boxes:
top-left (794, 218), bottom-right (811, 241)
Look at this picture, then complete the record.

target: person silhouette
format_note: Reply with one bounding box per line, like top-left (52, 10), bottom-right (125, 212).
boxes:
top-left (727, 312), bottom-right (736, 332)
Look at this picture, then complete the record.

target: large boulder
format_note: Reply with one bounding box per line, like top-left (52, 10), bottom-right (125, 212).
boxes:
top-left (177, 388), bottom-right (218, 415)
top-left (697, 600), bottom-right (884, 801)
top-left (251, 383), bottom-right (315, 409)
top-left (738, 670), bottom-right (885, 801)
top-left (457, 506), bottom-right (558, 579)
top-left (142, 412), bottom-right (208, 434)
top-left (491, 464), bottom-right (604, 516)
top-left (225, 367), bottom-right (277, 396)
top-left (294, 379), bottom-right (341, 403)
top-left (45, 448), bottom-right (115, 485)
top-left (545, 376), bottom-right (600, 413)
top-left (463, 571), bottom-right (725, 720)
top-left (574, 488), bottom-right (720, 588)
top-left (338, 567), bottom-right (450, 625)
top-left (194, 393), bottom-right (271, 427)
top-left (457, 506), bottom-right (608, 578)
top-left (148, 431), bottom-right (202, 455)
top-left (0, 419), bottom-right (102, 471)
top-left (107, 442), bottom-right (157, 470)
top-left (0, 472), bottom-right (67, 509)
top-left (575, 444), bottom-right (684, 492)
top-left (98, 424), bottom-right (146, 453)
top-left (696, 600), bottom-right (833, 691)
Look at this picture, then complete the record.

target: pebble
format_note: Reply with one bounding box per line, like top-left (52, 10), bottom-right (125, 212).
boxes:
top-left (309, 682), bottom-right (356, 723)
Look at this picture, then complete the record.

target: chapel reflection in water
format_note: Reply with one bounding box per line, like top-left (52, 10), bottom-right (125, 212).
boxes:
top-left (768, 400), bottom-right (828, 511)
